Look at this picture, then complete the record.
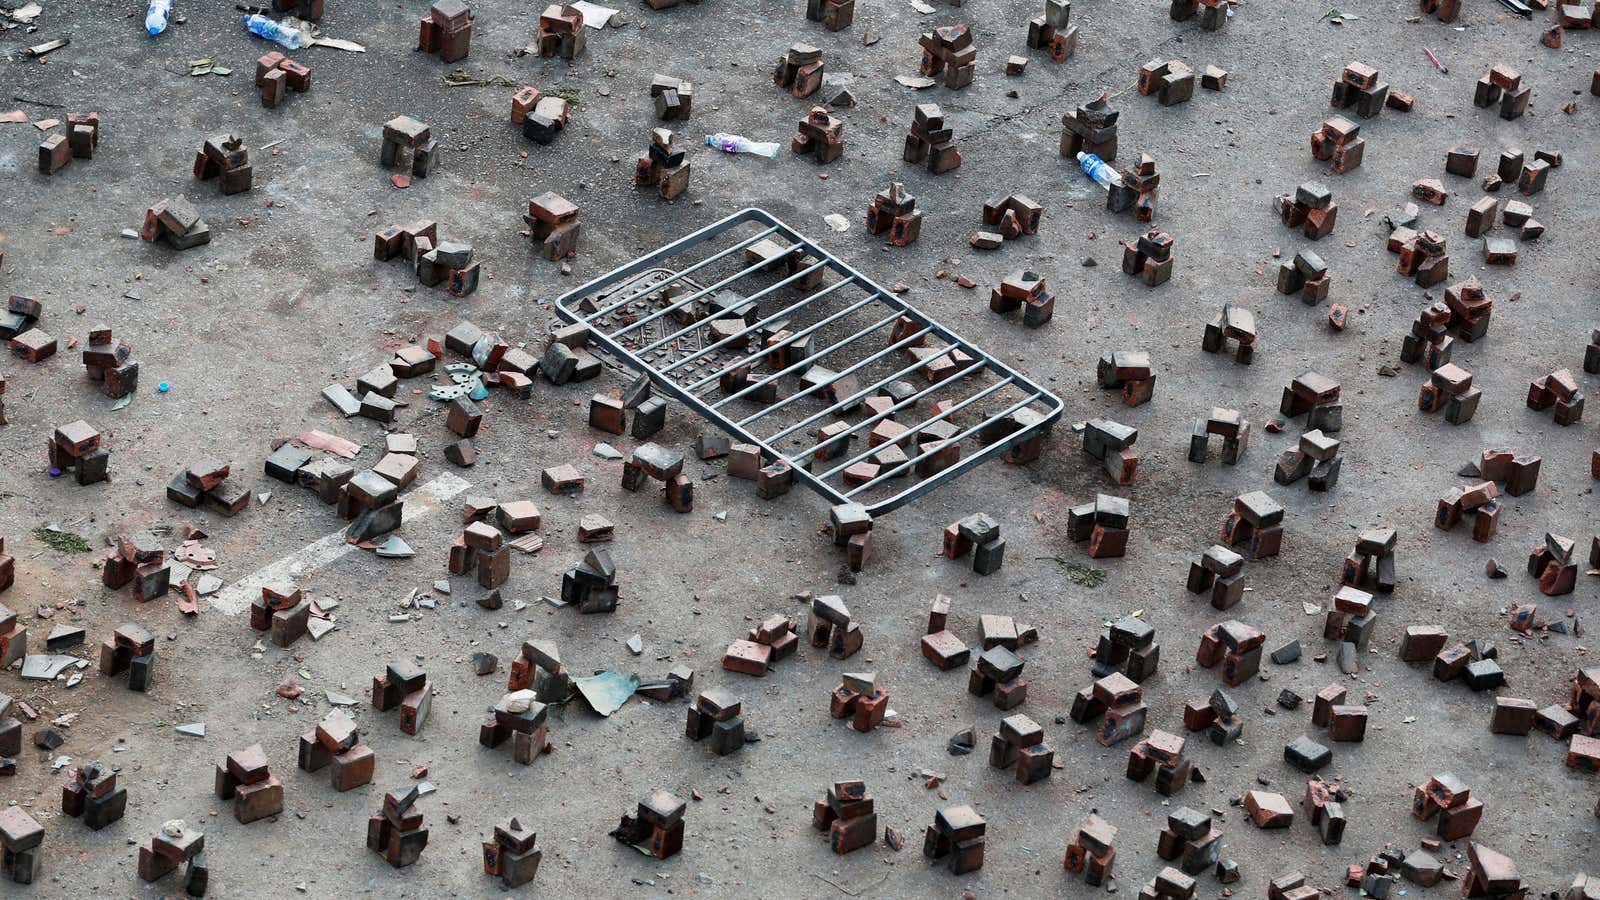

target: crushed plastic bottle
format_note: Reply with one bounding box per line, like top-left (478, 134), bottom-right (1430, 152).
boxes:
top-left (242, 13), bottom-right (305, 50)
top-left (704, 133), bottom-right (780, 159)
top-left (1075, 151), bottom-right (1123, 189)
top-left (146, 0), bottom-right (172, 35)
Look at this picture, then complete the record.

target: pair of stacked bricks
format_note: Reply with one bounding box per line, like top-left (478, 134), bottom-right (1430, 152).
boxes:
top-left (1326, 587), bottom-right (1379, 670)
top-left (806, 591), bottom-right (861, 662)
top-left (1121, 229), bottom-right (1174, 285)
top-left (167, 458), bottom-right (251, 516)
top-left (1221, 490), bottom-right (1283, 559)
top-left (635, 128), bottom-right (690, 200)
top-left (1070, 672), bottom-right (1147, 746)
top-left (650, 74), bottom-right (693, 120)
top-left (525, 192), bottom-right (580, 259)
top-left (136, 821), bottom-right (206, 894)
top-left (1066, 492), bottom-right (1131, 557)
top-left (102, 532), bottom-right (168, 601)
top-left (1393, 224), bottom-right (1450, 286)
top-left (298, 710), bottom-right (376, 791)
top-left (1528, 368), bottom-right (1583, 424)
top-left (1273, 428), bottom-right (1342, 491)
top-left (508, 639), bottom-right (571, 702)
top-left (1127, 729), bottom-right (1191, 795)
top-left (1341, 527), bottom-right (1397, 594)
top-left (481, 690), bottom-right (549, 764)
top-left (1184, 688), bottom-right (1244, 746)
top-left (1331, 62), bottom-right (1388, 118)
top-left (1277, 250), bottom-right (1330, 302)
top-left (1026, 0), bottom-right (1076, 60)
top-left (1528, 531), bottom-right (1578, 596)
top-left (334, 468), bottom-right (404, 544)
top-left (482, 818), bottom-right (541, 887)
top-left (918, 24), bottom-right (976, 89)
top-left (194, 134), bottom-right (252, 194)
top-left (1418, 362), bottom-right (1479, 424)
top-left (1080, 419), bottom-right (1138, 485)
top-left (380, 116), bottom-right (438, 179)
top-left (1091, 615), bottom-right (1159, 681)
top-left (903, 103), bottom-right (961, 173)
top-left (989, 714), bottom-right (1053, 784)
top-left (812, 781), bottom-right (875, 853)
top-left (1138, 59), bottom-right (1195, 106)
top-left (417, 0), bottom-right (472, 62)
top-left (1413, 772), bottom-right (1482, 840)
top-left (1278, 181), bottom-right (1338, 239)
top-left (919, 595), bottom-right (970, 669)
top-left (610, 791), bottom-right (685, 860)
top-left (1188, 407), bottom-right (1248, 464)
top-left (513, 87), bottom-right (571, 144)
top-left (866, 182), bottom-right (922, 245)
top-left (255, 51), bottom-right (310, 108)
top-left (922, 805), bottom-right (985, 874)
top-left (1139, 868), bottom-right (1199, 900)
top-left (774, 43), bottom-right (824, 98)
top-left (559, 547), bottom-right (619, 613)
top-left (1170, 0), bottom-right (1227, 29)
top-left (972, 192), bottom-right (1043, 247)
top-left (685, 688), bottom-right (745, 754)
top-left (1473, 64), bottom-right (1528, 120)
top-left (1107, 153), bottom-right (1159, 219)
top-left (451, 521), bottom-right (511, 590)
top-left (989, 270), bottom-right (1053, 327)
top-left (1197, 619), bottom-right (1265, 686)
top-left (793, 106), bottom-right (845, 163)
top-left (1281, 371), bottom-right (1341, 430)
top-left (0, 806), bottom-right (42, 885)
top-left (368, 786), bottom-right (428, 868)
top-left (81, 323), bottom-right (139, 398)
top-left (214, 744), bottom-right (284, 824)
top-left (61, 761), bottom-right (126, 830)
top-left (37, 112), bottom-right (99, 175)
top-left (537, 4), bottom-right (585, 58)
top-left (805, 0), bottom-right (854, 30)
top-left (373, 659), bottom-right (431, 735)
top-left (99, 623), bottom-right (155, 691)
top-left (141, 196), bottom-right (211, 250)
top-left (1060, 94), bottom-right (1117, 159)
top-left (3, 294), bottom-right (51, 364)
top-left (830, 671), bottom-right (888, 732)
top-left (969, 643), bottom-right (1027, 709)
top-left (622, 442), bottom-right (692, 512)
top-left (1063, 814), bottom-right (1117, 885)
top-left (1099, 350), bottom-right (1154, 406)
top-left (1303, 778), bottom-right (1346, 845)
top-left (1311, 116), bottom-right (1364, 172)
top-left (1186, 544), bottom-right (1245, 610)
top-left (250, 581), bottom-right (310, 648)
top-left (1157, 807), bottom-right (1220, 874)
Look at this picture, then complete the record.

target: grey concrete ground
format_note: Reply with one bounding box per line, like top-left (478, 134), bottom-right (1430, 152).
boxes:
top-left (1, 0), bottom-right (1599, 895)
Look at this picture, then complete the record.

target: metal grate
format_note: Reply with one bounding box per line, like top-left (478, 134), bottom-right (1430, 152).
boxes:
top-left (553, 208), bottom-right (1063, 517)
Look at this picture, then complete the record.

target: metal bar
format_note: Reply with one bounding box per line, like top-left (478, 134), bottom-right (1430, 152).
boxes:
top-left (816, 377), bottom-right (1016, 480)
top-left (708, 311), bottom-right (910, 408)
top-left (610, 256), bottom-right (830, 341)
top-left (759, 342), bottom-right (955, 438)
top-left (650, 277), bottom-right (861, 365)
top-left (686, 296), bottom-right (894, 396)
top-left (580, 223), bottom-right (780, 323)
top-left (856, 410), bottom-right (1056, 516)
top-left (844, 393), bottom-right (1044, 497)
top-left (770, 361), bottom-right (954, 450)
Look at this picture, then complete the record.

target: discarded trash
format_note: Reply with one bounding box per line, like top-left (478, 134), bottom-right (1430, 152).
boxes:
top-left (704, 133), bottom-right (779, 159)
top-left (146, 0), bottom-right (173, 36)
top-left (574, 671), bottom-right (638, 716)
top-left (243, 14), bottom-right (305, 50)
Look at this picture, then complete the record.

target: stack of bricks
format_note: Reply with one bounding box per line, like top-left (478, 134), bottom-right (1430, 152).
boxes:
top-left (0, 602), bottom-right (23, 672)
top-left (559, 547), bottom-right (619, 613)
top-left (1528, 531), bottom-right (1579, 596)
top-left (375, 222), bottom-right (479, 296)
top-left (806, 0), bottom-right (854, 30)
top-left (972, 192), bottom-right (1043, 248)
top-left (450, 522), bottom-right (511, 591)
top-left (62, 761), bottom-right (126, 830)
top-left (812, 781), bottom-right (876, 854)
top-left (2, 295), bottom-right (46, 357)
top-left (37, 112), bottom-right (98, 175)
top-left (1303, 778), bottom-right (1346, 845)
top-left (989, 270), bottom-right (1053, 327)
top-left (1445, 277), bottom-right (1492, 340)
top-left (380, 116), bottom-right (437, 180)
top-left (299, 711), bottom-right (376, 792)
top-left (1514, 151), bottom-right (1554, 197)
top-left (0, 806), bottom-right (42, 886)
top-left (1121, 229), bottom-right (1174, 286)
top-left (1026, 0), bottom-right (1076, 59)
top-left (920, 595), bottom-right (970, 670)
top-left (830, 672), bottom-right (888, 732)
top-left (537, 4), bottom-right (585, 59)
top-left (829, 501), bottom-right (871, 571)
top-left (1127, 729), bottom-right (1190, 795)
top-left (167, 458), bottom-right (252, 517)
top-left (1311, 116), bottom-right (1364, 173)
top-left (483, 818), bottom-right (541, 888)
top-left (1276, 250), bottom-right (1330, 303)
top-left (903, 103), bottom-right (961, 174)
top-left (480, 690), bottom-right (549, 764)
top-left (368, 786), bottom-right (429, 868)
top-left (918, 24), bottom-right (976, 89)
top-left (337, 469), bottom-right (404, 544)
top-left (1107, 153), bottom-right (1159, 220)
top-left (99, 623), bottom-right (155, 692)
top-left (1070, 672), bottom-right (1148, 746)
top-left (1277, 181), bottom-right (1337, 239)
top-left (1461, 843), bottom-right (1523, 898)
top-left (445, 397), bottom-right (483, 467)
top-left (1420, 768), bottom-right (1478, 839)
top-left (1139, 868), bottom-right (1199, 900)
top-left (611, 791), bottom-right (685, 860)
top-left (517, 90), bottom-right (571, 145)
top-left (255, 51), bottom-right (310, 108)
top-left (685, 688), bottom-right (745, 755)
top-left (1271, 873), bottom-right (1319, 900)
top-left (136, 821), bottom-right (206, 895)
top-left (1273, 428), bottom-right (1343, 492)
top-left (866, 182), bottom-right (922, 246)
top-left (1063, 814), bottom-right (1117, 884)
top-left (793, 106), bottom-right (845, 164)
top-left (623, 442), bottom-right (692, 513)
top-left (774, 43), bottom-right (824, 99)
top-left (1221, 490), bottom-right (1283, 559)
top-left (1418, 362), bottom-right (1480, 424)
top-left (508, 639), bottom-right (572, 702)
top-left (1098, 351), bottom-right (1154, 406)
top-left (418, 0), bottom-right (472, 62)
top-left (1331, 62), bottom-right (1389, 118)
top-left (1080, 419), bottom-right (1138, 485)
top-left (980, 405), bottom-right (1051, 465)
top-left (214, 744), bottom-right (284, 824)
top-left (1528, 368), bottom-right (1583, 425)
top-left (1432, 636), bottom-right (1504, 689)
top-left (1401, 301), bottom-right (1453, 369)
top-left (140, 197), bottom-right (211, 250)
top-left (250, 581), bottom-right (310, 649)
top-left (525, 193), bottom-right (580, 260)
top-left (1138, 59), bottom-right (1195, 106)
top-left (1186, 545), bottom-right (1245, 610)
top-left (1281, 371), bottom-right (1342, 430)
top-left (80, 324), bottom-right (138, 399)
top-left (1060, 93), bottom-right (1117, 160)
top-left (1341, 527), bottom-right (1397, 594)
top-left (1396, 229), bottom-right (1449, 287)
top-left (1197, 620), bottom-right (1265, 686)
top-left (1184, 688), bottom-right (1243, 746)
top-left (1474, 65), bottom-right (1528, 121)
top-left (807, 592), bottom-right (861, 660)
top-left (1170, 0), bottom-right (1227, 29)
top-left (1157, 807), bottom-right (1220, 875)
top-left (650, 74), bottom-right (693, 120)
top-left (1065, 492), bottom-right (1131, 558)
top-left (1188, 407), bottom-right (1248, 464)
top-left (1563, 666), bottom-right (1600, 740)
top-left (923, 805), bottom-right (985, 874)
top-left (634, 128), bottom-right (690, 201)
top-left (969, 644), bottom-right (1027, 709)
top-left (193, 133), bottom-right (252, 194)
top-left (1091, 615), bottom-right (1159, 682)
top-left (102, 532), bottom-right (169, 602)
top-left (373, 659), bottom-right (431, 735)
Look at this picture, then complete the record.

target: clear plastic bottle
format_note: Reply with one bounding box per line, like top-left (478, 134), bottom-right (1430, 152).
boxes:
top-left (1075, 151), bottom-right (1123, 189)
top-left (704, 133), bottom-right (780, 159)
top-left (145, 0), bottom-right (172, 35)
top-left (242, 13), bottom-right (305, 50)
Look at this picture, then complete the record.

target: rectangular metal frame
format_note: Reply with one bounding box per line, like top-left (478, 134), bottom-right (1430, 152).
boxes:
top-left (553, 207), bottom-right (1063, 516)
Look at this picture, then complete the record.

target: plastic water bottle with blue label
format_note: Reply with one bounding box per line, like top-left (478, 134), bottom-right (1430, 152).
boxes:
top-left (704, 133), bottom-right (779, 159)
top-left (145, 0), bottom-right (172, 35)
top-left (1075, 151), bottom-right (1122, 189)
top-left (243, 13), bottom-right (305, 50)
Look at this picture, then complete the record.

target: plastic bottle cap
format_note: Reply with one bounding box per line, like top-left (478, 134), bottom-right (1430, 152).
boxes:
top-left (158, 382), bottom-right (171, 393)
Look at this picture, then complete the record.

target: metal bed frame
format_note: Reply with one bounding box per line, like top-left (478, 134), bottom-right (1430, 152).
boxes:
top-left (553, 208), bottom-right (1063, 517)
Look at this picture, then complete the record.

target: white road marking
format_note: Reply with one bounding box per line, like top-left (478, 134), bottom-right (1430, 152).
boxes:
top-left (208, 472), bottom-right (472, 614)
